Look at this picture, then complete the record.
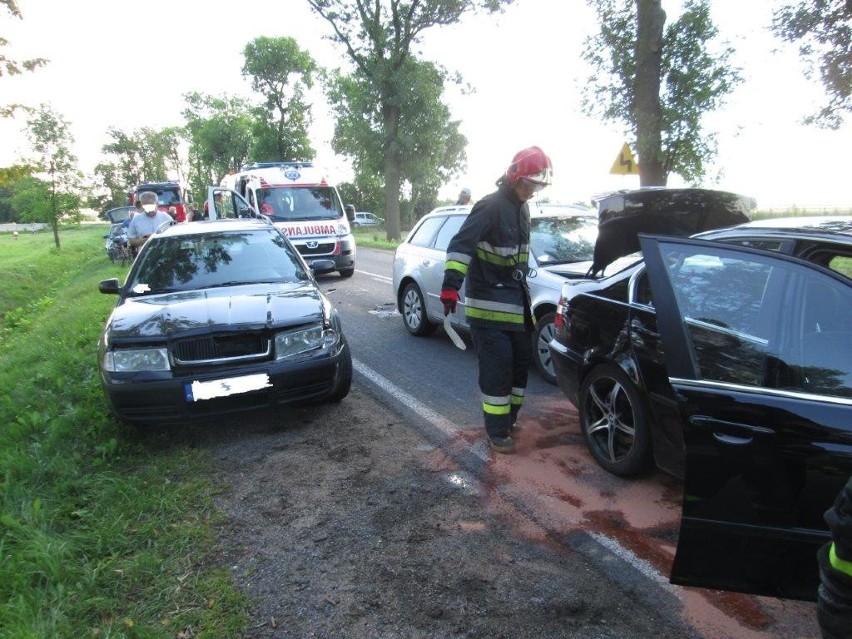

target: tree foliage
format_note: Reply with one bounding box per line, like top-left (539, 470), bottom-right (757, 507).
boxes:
top-left (0, 1), bottom-right (47, 77)
top-left (1, 0), bottom-right (47, 117)
top-left (242, 36), bottom-right (317, 162)
top-left (23, 104), bottom-right (82, 247)
top-left (306, 0), bottom-right (512, 240)
top-left (326, 57), bottom-right (466, 226)
top-left (182, 92), bottom-right (255, 196)
top-left (583, 0), bottom-right (741, 185)
top-left (94, 126), bottom-right (188, 208)
top-left (0, 164), bottom-right (34, 222)
top-left (772, 0), bottom-right (851, 129)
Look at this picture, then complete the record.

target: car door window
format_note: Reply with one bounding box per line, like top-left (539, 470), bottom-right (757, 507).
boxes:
top-left (433, 215), bottom-right (466, 252)
top-left (408, 217), bottom-right (445, 248)
top-left (654, 243), bottom-right (852, 398)
top-left (827, 254), bottom-right (852, 278)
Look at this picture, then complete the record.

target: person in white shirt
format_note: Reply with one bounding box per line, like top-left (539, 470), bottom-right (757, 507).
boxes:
top-left (127, 191), bottom-right (173, 248)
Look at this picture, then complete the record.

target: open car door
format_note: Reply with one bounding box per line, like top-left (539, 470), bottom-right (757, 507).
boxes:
top-left (639, 234), bottom-right (852, 601)
top-left (206, 186), bottom-right (258, 220)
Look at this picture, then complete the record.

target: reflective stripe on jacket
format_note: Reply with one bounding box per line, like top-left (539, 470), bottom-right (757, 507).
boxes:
top-left (442, 181), bottom-right (531, 332)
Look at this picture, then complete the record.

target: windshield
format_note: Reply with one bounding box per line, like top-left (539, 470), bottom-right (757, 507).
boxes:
top-left (530, 215), bottom-right (598, 264)
top-left (257, 186), bottom-right (343, 222)
top-left (127, 230), bottom-right (308, 294)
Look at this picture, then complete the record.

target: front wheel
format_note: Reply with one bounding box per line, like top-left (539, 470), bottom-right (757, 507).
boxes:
top-left (578, 364), bottom-right (651, 476)
top-left (400, 282), bottom-right (438, 336)
top-left (532, 311), bottom-right (557, 385)
top-left (327, 337), bottom-right (353, 402)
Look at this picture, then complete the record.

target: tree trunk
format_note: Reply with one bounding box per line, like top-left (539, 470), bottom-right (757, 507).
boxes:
top-left (50, 172), bottom-right (61, 249)
top-left (634, 0), bottom-right (667, 186)
top-left (382, 103), bottom-right (402, 241)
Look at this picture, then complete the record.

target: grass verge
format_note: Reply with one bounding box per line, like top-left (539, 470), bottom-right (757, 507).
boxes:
top-left (0, 226), bottom-right (249, 638)
top-left (351, 227), bottom-right (402, 251)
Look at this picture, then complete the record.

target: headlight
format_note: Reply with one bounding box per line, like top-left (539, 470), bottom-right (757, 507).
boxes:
top-left (103, 348), bottom-right (170, 372)
top-left (274, 326), bottom-right (338, 360)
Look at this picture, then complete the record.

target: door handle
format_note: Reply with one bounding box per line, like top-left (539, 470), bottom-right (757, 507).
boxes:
top-left (712, 433), bottom-right (754, 445)
top-left (689, 415), bottom-right (775, 446)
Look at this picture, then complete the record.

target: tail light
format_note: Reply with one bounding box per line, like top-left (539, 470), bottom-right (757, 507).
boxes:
top-left (554, 292), bottom-right (569, 331)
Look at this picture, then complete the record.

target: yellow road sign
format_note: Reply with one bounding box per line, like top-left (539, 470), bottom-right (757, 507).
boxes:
top-left (610, 142), bottom-right (640, 175)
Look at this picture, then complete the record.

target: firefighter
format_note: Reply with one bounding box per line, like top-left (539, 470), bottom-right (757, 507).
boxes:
top-left (440, 146), bottom-right (553, 454)
top-left (818, 476), bottom-right (852, 639)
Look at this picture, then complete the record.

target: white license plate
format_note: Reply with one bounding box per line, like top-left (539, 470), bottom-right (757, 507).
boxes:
top-left (184, 373), bottom-right (271, 402)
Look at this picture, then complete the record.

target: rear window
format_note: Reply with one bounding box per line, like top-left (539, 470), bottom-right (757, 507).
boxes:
top-left (136, 185), bottom-right (182, 206)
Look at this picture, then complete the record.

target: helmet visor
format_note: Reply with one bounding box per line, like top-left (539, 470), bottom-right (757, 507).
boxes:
top-left (519, 179), bottom-right (545, 193)
top-left (525, 167), bottom-right (552, 186)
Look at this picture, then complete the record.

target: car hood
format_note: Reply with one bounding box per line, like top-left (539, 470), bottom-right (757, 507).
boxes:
top-left (537, 261), bottom-right (595, 279)
top-left (590, 189), bottom-right (751, 276)
top-left (107, 283), bottom-right (325, 340)
top-left (538, 255), bottom-right (644, 280)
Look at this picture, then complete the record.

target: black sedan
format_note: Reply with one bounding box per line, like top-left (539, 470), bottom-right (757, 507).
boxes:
top-left (550, 216), bottom-right (852, 600)
top-left (97, 218), bottom-right (352, 425)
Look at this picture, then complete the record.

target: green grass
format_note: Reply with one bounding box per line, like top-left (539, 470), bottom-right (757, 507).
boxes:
top-left (352, 226), bottom-right (402, 251)
top-left (0, 225), bottom-right (249, 638)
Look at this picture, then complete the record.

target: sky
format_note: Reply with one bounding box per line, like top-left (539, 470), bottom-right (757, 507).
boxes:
top-left (1, 0), bottom-right (849, 211)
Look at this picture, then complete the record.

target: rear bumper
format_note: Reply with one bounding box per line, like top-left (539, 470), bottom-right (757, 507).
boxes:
top-left (549, 338), bottom-right (583, 407)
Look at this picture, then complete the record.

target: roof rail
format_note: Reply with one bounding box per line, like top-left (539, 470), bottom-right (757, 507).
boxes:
top-left (240, 161), bottom-right (315, 171)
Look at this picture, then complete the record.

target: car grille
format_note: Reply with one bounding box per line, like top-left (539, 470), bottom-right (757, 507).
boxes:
top-left (296, 241), bottom-right (337, 256)
top-left (172, 332), bottom-right (271, 365)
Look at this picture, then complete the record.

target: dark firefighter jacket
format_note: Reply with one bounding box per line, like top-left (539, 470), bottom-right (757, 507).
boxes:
top-left (442, 180), bottom-right (532, 332)
top-left (818, 476), bottom-right (852, 639)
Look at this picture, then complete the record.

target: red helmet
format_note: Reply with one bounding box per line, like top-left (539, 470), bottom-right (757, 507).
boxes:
top-left (505, 146), bottom-right (553, 186)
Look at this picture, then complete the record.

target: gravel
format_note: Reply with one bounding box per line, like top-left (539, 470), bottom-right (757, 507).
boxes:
top-left (197, 388), bottom-right (697, 638)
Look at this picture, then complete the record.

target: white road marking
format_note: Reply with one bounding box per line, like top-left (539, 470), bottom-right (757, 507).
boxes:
top-left (353, 358), bottom-right (487, 463)
top-left (356, 269), bottom-right (392, 282)
top-left (353, 357), bottom-right (670, 588)
top-left (588, 531), bottom-right (672, 588)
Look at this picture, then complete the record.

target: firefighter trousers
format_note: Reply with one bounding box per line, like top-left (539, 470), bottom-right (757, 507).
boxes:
top-left (470, 326), bottom-right (532, 439)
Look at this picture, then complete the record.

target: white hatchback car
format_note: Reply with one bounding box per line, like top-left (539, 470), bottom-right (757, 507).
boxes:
top-left (392, 202), bottom-right (598, 384)
top-left (353, 212), bottom-right (384, 227)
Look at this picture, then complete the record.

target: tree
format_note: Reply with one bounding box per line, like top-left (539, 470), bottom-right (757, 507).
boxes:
top-left (242, 36), bottom-right (317, 162)
top-left (772, 0), bottom-right (851, 129)
top-left (182, 92), bottom-right (255, 197)
top-left (94, 126), bottom-right (188, 208)
top-left (23, 104), bottom-right (82, 248)
top-left (326, 57), bottom-right (466, 228)
top-left (306, 0), bottom-right (513, 240)
top-left (1, 0), bottom-right (47, 117)
top-left (583, 0), bottom-right (741, 186)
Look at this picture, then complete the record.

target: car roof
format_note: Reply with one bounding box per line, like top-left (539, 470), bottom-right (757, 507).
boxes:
top-left (697, 216), bottom-right (852, 244)
top-left (156, 218), bottom-right (276, 238)
top-left (419, 202), bottom-right (594, 221)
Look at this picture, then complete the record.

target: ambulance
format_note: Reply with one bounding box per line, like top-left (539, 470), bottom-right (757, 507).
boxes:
top-left (207, 161), bottom-right (356, 278)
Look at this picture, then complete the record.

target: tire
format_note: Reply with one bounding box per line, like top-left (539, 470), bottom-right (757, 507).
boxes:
top-left (339, 267), bottom-right (355, 278)
top-left (578, 364), bottom-right (651, 476)
top-left (400, 282), bottom-right (438, 336)
top-left (327, 337), bottom-right (353, 402)
top-left (532, 311), bottom-right (557, 385)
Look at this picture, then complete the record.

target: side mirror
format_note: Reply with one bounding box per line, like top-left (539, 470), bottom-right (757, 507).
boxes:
top-left (99, 278), bottom-right (121, 295)
top-left (309, 259), bottom-right (337, 276)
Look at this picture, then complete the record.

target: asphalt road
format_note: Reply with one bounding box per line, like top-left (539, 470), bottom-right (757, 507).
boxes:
top-left (314, 247), bottom-right (820, 639)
